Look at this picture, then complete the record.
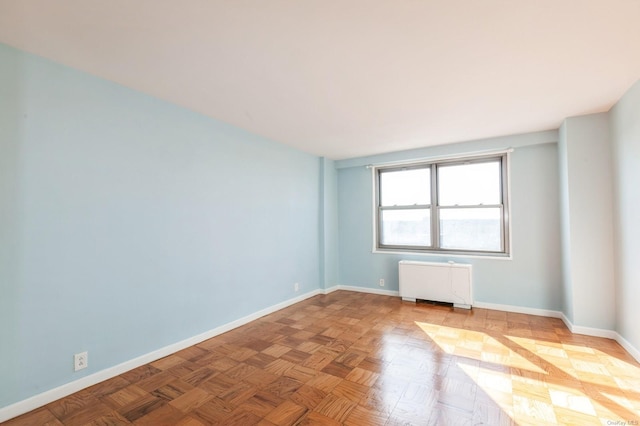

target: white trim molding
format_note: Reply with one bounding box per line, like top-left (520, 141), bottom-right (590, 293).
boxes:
top-left (473, 301), bottom-right (564, 319)
top-left (472, 302), bottom-right (640, 363)
top-left (0, 288), bottom-right (323, 423)
top-left (324, 284), bottom-right (399, 297)
top-left (3, 286), bottom-right (639, 421)
top-left (614, 332), bottom-right (640, 363)
top-left (559, 313), bottom-right (618, 339)
top-left (327, 291), bottom-right (640, 363)
top-left (559, 314), bottom-right (640, 363)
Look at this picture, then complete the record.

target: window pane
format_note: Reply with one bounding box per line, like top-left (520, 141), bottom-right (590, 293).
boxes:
top-left (380, 168), bottom-right (430, 206)
top-left (381, 209), bottom-right (431, 246)
top-left (439, 161), bottom-right (501, 206)
top-left (439, 208), bottom-right (501, 251)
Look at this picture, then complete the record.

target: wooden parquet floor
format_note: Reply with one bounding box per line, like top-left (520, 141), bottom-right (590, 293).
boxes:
top-left (4, 291), bottom-right (640, 425)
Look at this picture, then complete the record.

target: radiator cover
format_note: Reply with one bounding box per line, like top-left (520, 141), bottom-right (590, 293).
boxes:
top-left (399, 260), bottom-right (473, 309)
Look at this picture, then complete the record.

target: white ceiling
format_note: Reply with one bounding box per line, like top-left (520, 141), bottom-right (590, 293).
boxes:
top-left (1, 1), bottom-right (639, 160)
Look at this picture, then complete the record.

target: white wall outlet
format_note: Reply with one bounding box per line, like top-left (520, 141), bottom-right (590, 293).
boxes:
top-left (294, 282), bottom-right (299, 292)
top-left (379, 279), bottom-right (385, 287)
top-left (74, 351), bottom-right (88, 371)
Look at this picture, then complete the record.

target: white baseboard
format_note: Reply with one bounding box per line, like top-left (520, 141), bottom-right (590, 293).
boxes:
top-left (374, 292), bottom-right (640, 364)
top-left (614, 332), bottom-right (640, 363)
top-left (560, 314), bottom-right (640, 364)
top-left (323, 284), bottom-right (399, 297)
top-left (559, 313), bottom-right (617, 339)
top-left (4, 286), bottom-right (639, 422)
top-left (0, 289), bottom-right (323, 423)
top-left (473, 302), bottom-right (640, 363)
top-left (473, 301), bottom-right (564, 319)
top-left (323, 285), bottom-right (340, 294)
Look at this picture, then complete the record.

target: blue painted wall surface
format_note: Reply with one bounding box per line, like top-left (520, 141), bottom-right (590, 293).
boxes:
top-left (557, 123), bottom-right (574, 323)
top-left (320, 158), bottom-right (339, 288)
top-left (337, 135), bottom-right (563, 310)
top-left (610, 79), bottom-right (640, 352)
top-left (0, 44), bottom-right (321, 408)
top-left (558, 113), bottom-right (615, 330)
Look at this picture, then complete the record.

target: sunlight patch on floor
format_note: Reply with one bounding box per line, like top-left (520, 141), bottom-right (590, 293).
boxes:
top-left (415, 321), bottom-right (640, 425)
top-left (416, 321), bottom-right (545, 373)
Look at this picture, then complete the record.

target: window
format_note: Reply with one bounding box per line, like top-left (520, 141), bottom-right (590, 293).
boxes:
top-left (375, 153), bottom-right (510, 256)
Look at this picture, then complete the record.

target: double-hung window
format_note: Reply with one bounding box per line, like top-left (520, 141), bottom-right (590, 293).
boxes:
top-left (375, 153), bottom-right (510, 256)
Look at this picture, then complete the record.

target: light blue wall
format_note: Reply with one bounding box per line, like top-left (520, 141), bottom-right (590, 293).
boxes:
top-left (610, 80), bottom-right (640, 351)
top-left (0, 41), bottom-right (23, 413)
top-left (558, 113), bottom-right (616, 330)
top-left (0, 43), bottom-right (322, 408)
top-left (557, 123), bottom-right (574, 322)
top-left (336, 132), bottom-right (563, 310)
top-left (320, 158), bottom-right (339, 288)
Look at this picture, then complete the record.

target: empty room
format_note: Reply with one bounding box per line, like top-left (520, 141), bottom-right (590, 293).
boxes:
top-left (1, 1), bottom-right (639, 425)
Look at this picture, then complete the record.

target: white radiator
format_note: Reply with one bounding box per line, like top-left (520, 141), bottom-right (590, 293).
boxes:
top-left (399, 260), bottom-right (473, 309)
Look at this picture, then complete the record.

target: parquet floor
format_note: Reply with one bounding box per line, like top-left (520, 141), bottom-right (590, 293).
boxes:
top-left (4, 291), bottom-right (640, 425)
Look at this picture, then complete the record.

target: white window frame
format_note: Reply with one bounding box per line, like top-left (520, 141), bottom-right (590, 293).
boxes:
top-left (372, 152), bottom-right (511, 258)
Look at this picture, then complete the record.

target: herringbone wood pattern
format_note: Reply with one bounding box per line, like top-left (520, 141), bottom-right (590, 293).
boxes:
top-left (4, 291), bottom-right (640, 425)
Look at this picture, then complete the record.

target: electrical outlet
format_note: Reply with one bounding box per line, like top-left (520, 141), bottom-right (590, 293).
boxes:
top-left (379, 279), bottom-right (385, 287)
top-left (74, 351), bottom-right (88, 371)
top-left (294, 282), bottom-right (299, 292)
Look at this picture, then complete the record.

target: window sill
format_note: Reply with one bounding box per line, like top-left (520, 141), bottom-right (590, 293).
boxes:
top-left (372, 248), bottom-right (512, 261)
